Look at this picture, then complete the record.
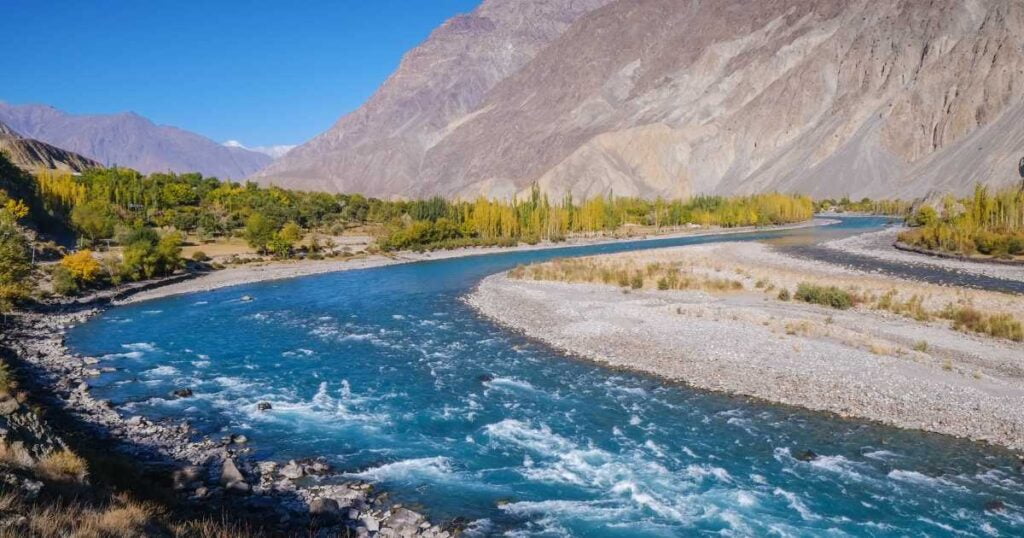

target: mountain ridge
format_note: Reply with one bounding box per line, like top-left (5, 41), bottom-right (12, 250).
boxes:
top-left (0, 119), bottom-right (100, 174)
top-left (256, 0), bottom-right (1024, 200)
top-left (0, 103), bottom-right (272, 179)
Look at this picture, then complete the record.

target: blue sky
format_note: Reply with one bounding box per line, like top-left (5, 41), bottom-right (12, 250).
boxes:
top-left (0, 0), bottom-right (482, 147)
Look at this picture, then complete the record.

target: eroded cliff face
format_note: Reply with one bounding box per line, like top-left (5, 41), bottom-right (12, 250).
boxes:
top-left (258, 0), bottom-right (1024, 200)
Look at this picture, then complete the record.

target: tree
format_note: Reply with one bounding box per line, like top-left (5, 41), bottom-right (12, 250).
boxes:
top-left (244, 213), bottom-right (275, 254)
top-left (60, 250), bottom-right (101, 284)
top-left (0, 197), bottom-right (32, 312)
top-left (70, 199), bottom-right (116, 245)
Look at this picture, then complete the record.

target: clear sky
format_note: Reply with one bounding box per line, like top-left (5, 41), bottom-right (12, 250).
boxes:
top-left (0, 0), bottom-right (482, 147)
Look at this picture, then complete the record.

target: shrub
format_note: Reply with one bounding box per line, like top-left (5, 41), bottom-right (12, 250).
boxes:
top-left (51, 266), bottom-right (79, 296)
top-left (913, 340), bottom-right (929, 352)
top-left (36, 449), bottom-right (88, 483)
top-left (630, 273), bottom-right (644, 289)
top-left (191, 251), bottom-right (210, 262)
top-left (793, 282), bottom-right (854, 309)
top-left (777, 288), bottom-right (791, 301)
top-left (657, 277), bottom-right (670, 290)
top-left (0, 362), bottom-right (15, 395)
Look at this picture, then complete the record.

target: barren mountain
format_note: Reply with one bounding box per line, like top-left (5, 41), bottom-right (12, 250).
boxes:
top-left (257, 0), bottom-right (1024, 200)
top-left (0, 120), bottom-right (100, 173)
top-left (0, 103), bottom-right (271, 179)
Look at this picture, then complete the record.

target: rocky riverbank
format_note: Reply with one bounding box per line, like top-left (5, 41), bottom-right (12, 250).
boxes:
top-left (1, 291), bottom-right (458, 537)
top-left (467, 242), bottom-right (1024, 451)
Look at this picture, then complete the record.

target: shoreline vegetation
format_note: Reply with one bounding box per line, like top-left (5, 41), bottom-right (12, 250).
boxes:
top-left (899, 184), bottom-right (1024, 262)
top-left (468, 239), bottom-right (1024, 451)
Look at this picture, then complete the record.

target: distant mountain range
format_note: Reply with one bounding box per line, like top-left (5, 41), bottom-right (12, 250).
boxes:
top-left (0, 120), bottom-right (100, 173)
top-left (256, 0), bottom-right (1024, 200)
top-left (0, 103), bottom-right (271, 179)
top-left (223, 140), bottom-right (295, 159)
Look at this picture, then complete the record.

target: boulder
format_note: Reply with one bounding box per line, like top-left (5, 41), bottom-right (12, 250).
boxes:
top-left (795, 449), bottom-right (818, 462)
top-left (309, 497), bottom-right (341, 518)
top-left (257, 401), bottom-right (273, 411)
top-left (280, 460), bottom-right (304, 480)
top-left (360, 515), bottom-right (380, 532)
top-left (220, 457), bottom-right (245, 486)
top-left (0, 398), bottom-right (20, 416)
top-left (172, 388), bottom-right (193, 398)
top-left (172, 465), bottom-right (203, 490)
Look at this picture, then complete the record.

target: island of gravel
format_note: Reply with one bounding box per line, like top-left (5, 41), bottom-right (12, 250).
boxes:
top-left (467, 239), bottom-right (1024, 451)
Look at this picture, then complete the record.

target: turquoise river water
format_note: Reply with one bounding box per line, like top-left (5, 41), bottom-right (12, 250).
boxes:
top-left (67, 218), bottom-right (1024, 536)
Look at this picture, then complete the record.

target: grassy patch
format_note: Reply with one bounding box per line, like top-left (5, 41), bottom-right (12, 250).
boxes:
top-left (36, 449), bottom-right (89, 483)
top-left (793, 282), bottom-right (855, 310)
top-left (940, 304), bottom-right (1024, 342)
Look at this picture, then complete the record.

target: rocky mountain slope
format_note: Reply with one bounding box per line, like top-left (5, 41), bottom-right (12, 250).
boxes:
top-left (257, 0), bottom-right (1024, 200)
top-left (0, 103), bottom-right (271, 179)
top-left (0, 120), bottom-right (100, 173)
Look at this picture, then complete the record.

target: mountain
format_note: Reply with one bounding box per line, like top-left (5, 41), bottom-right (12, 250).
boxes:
top-left (223, 140), bottom-right (296, 159)
top-left (0, 103), bottom-right (272, 179)
top-left (257, 0), bottom-right (1024, 200)
top-left (0, 120), bottom-right (100, 173)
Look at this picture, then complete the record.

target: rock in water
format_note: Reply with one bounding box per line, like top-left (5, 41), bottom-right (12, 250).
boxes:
top-left (172, 388), bottom-right (193, 398)
top-left (796, 450), bottom-right (819, 462)
top-left (257, 401), bottom-right (272, 411)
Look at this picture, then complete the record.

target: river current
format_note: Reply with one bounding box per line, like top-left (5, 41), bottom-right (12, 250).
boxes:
top-left (68, 218), bottom-right (1024, 536)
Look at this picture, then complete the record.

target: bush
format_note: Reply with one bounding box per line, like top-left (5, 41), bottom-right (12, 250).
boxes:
top-left (36, 449), bottom-right (88, 483)
top-left (191, 251), bottom-right (209, 262)
top-left (52, 266), bottom-right (79, 296)
top-left (0, 361), bottom-right (15, 395)
top-left (777, 288), bottom-right (791, 301)
top-left (794, 282), bottom-right (854, 309)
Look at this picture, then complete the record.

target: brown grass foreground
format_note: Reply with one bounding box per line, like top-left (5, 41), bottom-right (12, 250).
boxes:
top-left (0, 489), bottom-right (258, 538)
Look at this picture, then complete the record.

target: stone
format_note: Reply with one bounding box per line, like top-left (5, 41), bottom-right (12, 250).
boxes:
top-left (172, 388), bottom-right (193, 398)
top-left (984, 499), bottom-right (1006, 512)
top-left (478, 374), bottom-right (494, 383)
top-left (172, 465), bottom-right (203, 490)
top-left (795, 449), bottom-right (818, 462)
top-left (257, 401), bottom-right (273, 411)
top-left (0, 398), bottom-right (20, 416)
top-left (230, 434), bottom-right (248, 444)
top-left (309, 497), bottom-right (341, 517)
top-left (360, 515), bottom-right (380, 532)
top-left (280, 460), bottom-right (304, 480)
top-left (220, 457), bottom-right (245, 486)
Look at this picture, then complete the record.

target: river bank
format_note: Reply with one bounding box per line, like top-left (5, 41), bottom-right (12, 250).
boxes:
top-left (467, 241), bottom-right (1024, 451)
top-left (121, 219), bottom-right (836, 304)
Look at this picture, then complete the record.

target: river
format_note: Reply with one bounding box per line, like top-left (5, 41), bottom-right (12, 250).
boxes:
top-left (67, 218), bottom-right (1024, 536)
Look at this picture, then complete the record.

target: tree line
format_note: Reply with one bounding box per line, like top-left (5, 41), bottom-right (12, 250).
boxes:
top-left (900, 184), bottom-right (1024, 257)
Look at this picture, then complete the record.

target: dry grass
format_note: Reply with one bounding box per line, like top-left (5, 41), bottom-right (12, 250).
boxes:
top-left (508, 258), bottom-right (744, 293)
top-left (35, 449), bottom-right (88, 483)
top-left (0, 489), bottom-right (263, 538)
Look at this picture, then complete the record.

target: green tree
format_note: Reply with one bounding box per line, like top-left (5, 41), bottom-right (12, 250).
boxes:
top-left (244, 213), bottom-right (275, 254)
top-left (70, 199), bottom-right (116, 245)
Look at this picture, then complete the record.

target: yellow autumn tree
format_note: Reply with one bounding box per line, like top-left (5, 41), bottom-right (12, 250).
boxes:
top-left (60, 250), bottom-right (102, 283)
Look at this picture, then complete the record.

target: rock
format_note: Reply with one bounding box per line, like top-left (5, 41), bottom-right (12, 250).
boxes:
top-left (230, 434), bottom-right (248, 444)
top-left (0, 398), bottom-right (20, 416)
top-left (226, 480), bottom-right (250, 494)
top-left (257, 461), bottom-right (278, 477)
top-left (478, 374), bottom-right (494, 383)
top-left (309, 497), bottom-right (341, 517)
top-left (172, 465), bottom-right (204, 490)
top-left (220, 457), bottom-right (245, 486)
top-left (126, 415), bottom-right (144, 426)
top-left (347, 508), bottom-right (360, 520)
top-left (360, 515), bottom-right (380, 532)
top-left (280, 460), bottom-right (304, 480)
top-left (172, 388), bottom-right (193, 398)
top-left (257, 401), bottom-right (273, 411)
top-left (193, 486), bottom-right (209, 498)
top-left (241, 295), bottom-right (254, 302)
top-left (984, 499), bottom-right (1006, 512)
top-left (795, 449), bottom-right (818, 462)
